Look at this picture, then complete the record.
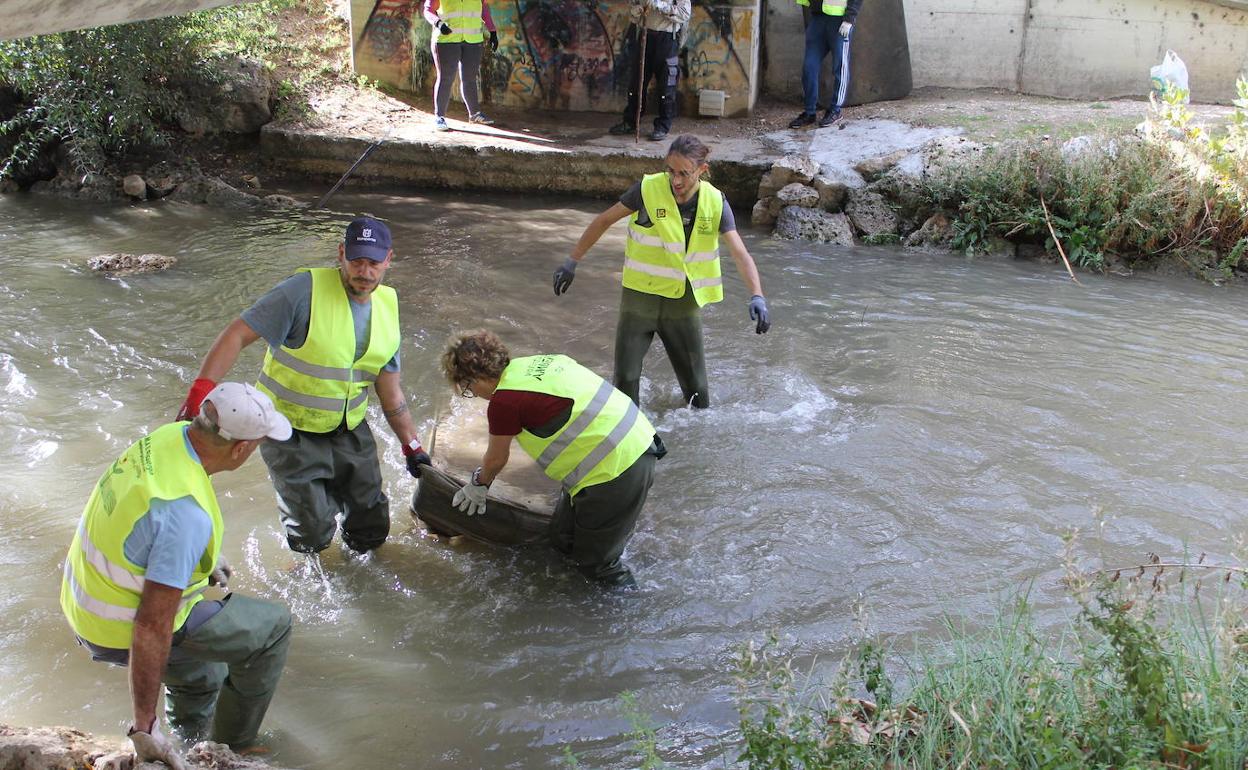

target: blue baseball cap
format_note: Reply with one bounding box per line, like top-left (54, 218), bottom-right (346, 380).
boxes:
top-left (343, 216), bottom-right (392, 262)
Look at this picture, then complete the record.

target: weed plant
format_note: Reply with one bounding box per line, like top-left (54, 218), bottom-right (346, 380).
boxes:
top-left (734, 544), bottom-right (1248, 769)
top-left (921, 80), bottom-right (1248, 280)
top-left (0, 0), bottom-right (300, 179)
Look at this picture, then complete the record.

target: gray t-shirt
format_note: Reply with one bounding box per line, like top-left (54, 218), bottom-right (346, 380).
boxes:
top-left (619, 182), bottom-right (737, 246)
top-left (241, 272), bottom-right (400, 372)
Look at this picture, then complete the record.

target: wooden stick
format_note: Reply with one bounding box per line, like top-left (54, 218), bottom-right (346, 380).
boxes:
top-left (1090, 562), bottom-right (1248, 577)
top-left (1039, 192), bottom-right (1082, 285)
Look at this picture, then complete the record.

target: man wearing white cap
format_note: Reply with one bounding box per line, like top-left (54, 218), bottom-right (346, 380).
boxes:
top-left (61, 383), bottom-right (295, 766)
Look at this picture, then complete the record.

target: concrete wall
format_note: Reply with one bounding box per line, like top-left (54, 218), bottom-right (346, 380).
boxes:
top-left (352, 0), bottom-right (761, 117)
top-left (766, 0), bottom-right (1248, 104)
top-left (1, 0), bottom-right (255, 40)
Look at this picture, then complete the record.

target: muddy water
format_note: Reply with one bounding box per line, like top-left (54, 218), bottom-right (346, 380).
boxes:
top-left (3, 189), bottom-right (1248, 768)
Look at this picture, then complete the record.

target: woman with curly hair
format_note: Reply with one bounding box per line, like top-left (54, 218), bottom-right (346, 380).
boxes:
top-left (440, 329), bottom-right (664, 588)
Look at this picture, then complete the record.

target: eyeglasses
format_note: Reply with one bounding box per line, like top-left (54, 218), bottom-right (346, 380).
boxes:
top-left (665, 165), bottom-right (701, 181)
top-left (460, 384), bottom-right (476, 398)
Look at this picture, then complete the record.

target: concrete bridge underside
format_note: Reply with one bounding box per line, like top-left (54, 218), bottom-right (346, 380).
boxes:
top-left (1, 0), bottom-right (255, 41)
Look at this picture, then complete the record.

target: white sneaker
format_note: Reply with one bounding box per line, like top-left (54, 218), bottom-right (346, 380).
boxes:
top-left (434, 116), bottom-right (450, 131)
top-left (469, 112), bottom-right (495, 125)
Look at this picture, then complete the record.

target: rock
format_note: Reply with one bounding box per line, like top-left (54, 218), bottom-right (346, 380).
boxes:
top-left (811, 175), bottom-right (850, 212)
top-left (121, 174), bottom-right (146, 199)
top-left (868, 172), bottom-right (926, 231)
top-left (262, 194), bottom-right (305, 208)
top-left (980, 236), bottom-right (1016, 259)
top-left (1061, 134), bottom-right (1119, 162)
top-left (173, 56), bottom-right (274, 135)
top-left (854, 149), bottom-right (911, 183)
top-left (904, 213), bottom-right (953, 248)
top-left (773, 206), bottom-right (855, 245)
top-left (169, 176), bottom-right (262, 208)
top-left (144, 160), bottom-right (199, 199)
top-left (770, 154), bottom-right (820, 186)
top-left (0, 178), bottom-right (18, 193)
top-left (775, 182), bottom-right (819, 208)
top-left (922, 136), bottom-right (986, 177)
top-left (88, 253), bottom-right (178, 273)
top-left (845, 189), bottom-right (899, 237)
top-left (241, 174), bottom-right (261, 190)
top-left (0, 726), bottom-right (297, 770)
top-left (751, 197), bottom-right (778, 227)
top-left (1015, 242), bottom-right (1050, 261)
top-left (756, 169), bottom-right (785, 199)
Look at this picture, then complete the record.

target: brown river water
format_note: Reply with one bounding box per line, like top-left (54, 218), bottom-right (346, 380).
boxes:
top-left (1, 188), bottom-right (1246, 768)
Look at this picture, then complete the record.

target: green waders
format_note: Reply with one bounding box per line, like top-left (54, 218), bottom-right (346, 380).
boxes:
top-left (548, 450), bottom-right (658, 586)
top-left (162, 594), bottom-right (292, 749)
top-left (613, 284), bottom-right (709, 408)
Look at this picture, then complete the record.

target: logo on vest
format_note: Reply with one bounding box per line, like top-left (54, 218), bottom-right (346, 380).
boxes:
top-left (655, 208), bottom-right (668, 219)
top-left (697, 216), bottom-right (715, 234)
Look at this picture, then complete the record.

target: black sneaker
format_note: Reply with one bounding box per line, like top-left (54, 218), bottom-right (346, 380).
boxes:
top-left (608, 121), bottom-right (635, 135)
top-left (788, 111), bottom-right (816, 129)
top-left (648, 128), bottom-right (669, 142)
top-left (818, 109), bottom-right (842, 128)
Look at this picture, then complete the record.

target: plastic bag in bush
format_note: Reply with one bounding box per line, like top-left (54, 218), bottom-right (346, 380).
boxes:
top-left (1150, 50), bottom-right (1189, 102)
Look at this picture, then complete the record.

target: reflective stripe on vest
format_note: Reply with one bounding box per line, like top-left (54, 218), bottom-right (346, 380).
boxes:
top-left (498, 355), bottom-right (655, 497)
top-left (256, 267), bottom-right (399, 433)
top-left (623, 173), bottom-right (725, 307)
top-left (435, 0), bottom-right (484, 43)
top-left (795, 0), bottom-right (847, 14)
top-left (60, 423), bottom-right (223, 649)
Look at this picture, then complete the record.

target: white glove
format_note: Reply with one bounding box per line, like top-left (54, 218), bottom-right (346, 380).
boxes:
top-left (128, 724), bottom-right (189, 770)
top-left (451, 468), bottom-right (490, 516)
top-left (839, 20), bottom-right (853, 38)
top-left (209, 556), bottom-right (233, 589)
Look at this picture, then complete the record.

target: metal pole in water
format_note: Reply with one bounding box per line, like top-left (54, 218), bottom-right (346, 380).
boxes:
top-left (314, 133), bottom-right (389, 209)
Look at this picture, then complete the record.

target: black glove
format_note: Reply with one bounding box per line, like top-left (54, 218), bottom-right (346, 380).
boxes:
top-left (748, 295), bottom-right (771, 334)
top-left (402, 439), bottom-right (432, 478)
top-left (489, 30), bottom-right (499, 52)
top-left (438, 21), bottom-right (452, 35)
top-left (553, 257), bottom-right (578, 296)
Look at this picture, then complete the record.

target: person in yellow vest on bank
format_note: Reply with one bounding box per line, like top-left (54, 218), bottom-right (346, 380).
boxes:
top-left (62, 383), bottom-right (294, 766)
top-left (788, 0), bottom-right (863, 129)
top-left (424, 0), bottom-right (499, 131)
top-left (441, 330), bottom-right (664, 588)
top-left (176, 217), bottom-right (431, 558)
top-left (552, 134), bottom-right (770, 410)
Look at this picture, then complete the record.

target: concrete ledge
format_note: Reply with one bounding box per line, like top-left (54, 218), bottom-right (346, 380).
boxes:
top-left (259, 125), bottom-right (769, 210)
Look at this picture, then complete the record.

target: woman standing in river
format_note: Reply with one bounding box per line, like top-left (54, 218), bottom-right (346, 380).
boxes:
top-left (424, 0), bottom-right (498, 130)
top-left (552, 134), bottom-right (771, 409)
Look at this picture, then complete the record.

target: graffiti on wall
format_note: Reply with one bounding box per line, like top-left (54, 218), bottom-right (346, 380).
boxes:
top-left (352, 0), bottom-right (756, 115)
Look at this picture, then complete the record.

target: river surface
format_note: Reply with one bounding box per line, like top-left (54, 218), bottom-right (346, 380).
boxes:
top-left (2, 189), bottom-right (1247, 768)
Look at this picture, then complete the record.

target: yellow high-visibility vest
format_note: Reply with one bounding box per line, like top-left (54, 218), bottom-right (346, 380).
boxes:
top-left (498, 355), bottom-right (655, 497)
top-left (623, 173), bottom-right (725, 307)
top-left (61, 423), bottom-right (223, 649)
top-left (796, 0), bottom-right (847, 15)
top-left (257, 267), bottom-right (400, 434)
top-left (435, 0), bottom-right (485, 44)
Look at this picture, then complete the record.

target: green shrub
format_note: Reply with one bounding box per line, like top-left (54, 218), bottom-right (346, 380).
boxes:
top-left (0, 0), bottom-right (295, 179)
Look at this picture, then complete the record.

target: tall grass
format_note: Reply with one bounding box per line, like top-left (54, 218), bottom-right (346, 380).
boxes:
top-left (734, 546), bottom-right (1248, 768)
top-left (921, 80), bottom-right (1248, 280)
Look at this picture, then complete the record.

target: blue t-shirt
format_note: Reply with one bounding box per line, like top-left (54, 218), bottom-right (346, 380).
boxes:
top-left (241, 272), bottom-right (400, 372)
top-left (122, 427), bottom-right (213, 590)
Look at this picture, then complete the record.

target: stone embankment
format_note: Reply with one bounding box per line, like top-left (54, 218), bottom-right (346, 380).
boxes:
top-left (0, 725), bottom-right (294, 770)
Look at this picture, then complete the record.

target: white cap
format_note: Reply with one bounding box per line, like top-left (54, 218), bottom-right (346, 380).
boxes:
top-left (202, 382), bottom-right (293, 442)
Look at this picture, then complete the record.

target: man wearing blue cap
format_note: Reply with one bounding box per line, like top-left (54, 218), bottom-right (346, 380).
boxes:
top-left (177, 217), bottom-right (431, 557)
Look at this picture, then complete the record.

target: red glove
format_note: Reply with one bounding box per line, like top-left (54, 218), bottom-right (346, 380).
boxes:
top-left (176, 378), bottom-right (216, 421)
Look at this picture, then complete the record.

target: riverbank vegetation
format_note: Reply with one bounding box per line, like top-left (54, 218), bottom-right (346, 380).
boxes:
top-left (732, 539), bottom-right (1248, 769)
top-left (920, 81), bottom-right (1248, 281)
top-left (0, 0), bottom-right (347, 183)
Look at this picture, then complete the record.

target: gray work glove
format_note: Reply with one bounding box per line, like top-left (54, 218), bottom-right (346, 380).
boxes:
top-left (209, 556), bottom-right (233, 589)
top-left (839, 21), bottom-right (853, 38)
top-left (553, 257), bottom-right (578, 295)
top-left (128, 724), bottom-right (189, 770)
top-left (451, 468), bottom-right (490, 516)
top-left (748, 295), bottom-right (771, 334)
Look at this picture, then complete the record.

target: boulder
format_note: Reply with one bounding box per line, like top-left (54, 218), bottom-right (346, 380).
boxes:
top-left (122, 174), bottom-right (146, 199)
top-left (262, 194), bottom-right (306, 208)
top-left (904, 213), bottom-right (953, 248)
top-left (773, 206), bottom-right (855, 245)
top-left (1061, 134), bottom-right (1119, 162)
top-left (0, 725), bottom-right (297, 770)
top-left (88, 253), bottom-right (178, 273)
top-left (169, 176), bottom-right (262, 208)
top-left (775, 182), bottom-right (819, 208)
top-left (854, 149), bottom-right (911, 183)
top-left (751, 196), bottom-right (779, 227)
top-left (922, 136), bottom-right (986, 177)
top-left (756, 169), bottom-right (785, 199)
top-left (812, 175), bottom-right (850, 212)
top-left (845, 189), bottom-right (899, 237)
top-left (174, 56), bottom-right (274, 135)
top-left (144, 160), bottom-right (199, 199)
top-left (770, 154), bottom-right (820, 187)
